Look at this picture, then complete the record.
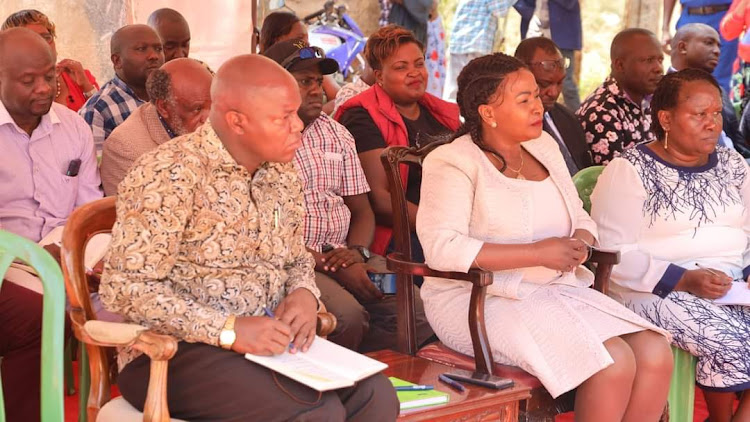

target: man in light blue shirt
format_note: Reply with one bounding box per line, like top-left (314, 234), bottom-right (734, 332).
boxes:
top-left (443, 0), bottom-right (517, 101)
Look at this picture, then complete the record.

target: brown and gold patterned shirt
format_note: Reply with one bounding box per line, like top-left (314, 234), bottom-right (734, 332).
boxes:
top-left (100, 121), bottom-right (320, 367)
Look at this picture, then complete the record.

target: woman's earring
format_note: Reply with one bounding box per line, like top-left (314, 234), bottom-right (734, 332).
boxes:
top-left (490, 121), bottom-right (498, 128)
top-left (664, 131), bottom-right (669, 150)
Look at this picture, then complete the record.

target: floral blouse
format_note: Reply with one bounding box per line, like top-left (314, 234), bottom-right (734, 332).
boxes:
top-left (100, 121), bottom-right (320, 368)
top-left (576, 76), bottom-right (657, 165)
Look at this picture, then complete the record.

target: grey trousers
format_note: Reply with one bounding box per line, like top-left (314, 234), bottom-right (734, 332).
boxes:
top-left (118, 341), bottom-right (399, 422)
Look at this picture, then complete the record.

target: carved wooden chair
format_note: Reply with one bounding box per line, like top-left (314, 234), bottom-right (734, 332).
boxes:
top-left (61, 196), bottom-right (337, 422)
top-left (0, 230), bottom-right (66, 421)
top-left (380, 143), bottom-right (621, 422)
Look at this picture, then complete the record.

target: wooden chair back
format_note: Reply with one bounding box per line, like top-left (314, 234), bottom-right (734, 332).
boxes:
top-left (0, 229), bottom-right (66, 421)
top-left (60, 196), bottom-right (118, 421)
top-left (380, 142), bottom-right (496, 375)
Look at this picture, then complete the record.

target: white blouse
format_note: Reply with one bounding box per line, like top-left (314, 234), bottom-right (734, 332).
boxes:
top-left (591, 144), bottom-right (750, 298)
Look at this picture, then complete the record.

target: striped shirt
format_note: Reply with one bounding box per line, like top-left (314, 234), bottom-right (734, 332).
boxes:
top-left (79, 75), bottom-right (145, 151)
top-left (293, 114), bottom-right (370, 252)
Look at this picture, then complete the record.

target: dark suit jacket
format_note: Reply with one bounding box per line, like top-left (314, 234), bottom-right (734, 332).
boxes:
top-left (547, 103), bottom-right (593, 171)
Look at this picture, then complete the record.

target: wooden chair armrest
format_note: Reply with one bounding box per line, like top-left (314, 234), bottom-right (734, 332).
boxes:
top-left (386, 252), bottom-right (493, 287)
top-left (589, 248), bottom-right (620, 265)
top-left (316, 312), bottom-right (336, 337)
top-left (588, 248), bottom-right (621, 295)
top-left (82, 321), bottom-right (177, 422)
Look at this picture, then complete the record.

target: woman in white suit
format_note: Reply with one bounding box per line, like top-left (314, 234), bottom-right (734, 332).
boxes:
top-left (416, 53), bottom-right (673, 421)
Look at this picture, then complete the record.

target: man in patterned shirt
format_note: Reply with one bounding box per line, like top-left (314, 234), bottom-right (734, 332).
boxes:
top-left (577, 28), bottom-right (664, 164)
top-left (79, 24), bottom-right (165, 151)
top-left (100, 54), bottom-right (397, 420)
top-left (264, 40), bottom-right (433, 352)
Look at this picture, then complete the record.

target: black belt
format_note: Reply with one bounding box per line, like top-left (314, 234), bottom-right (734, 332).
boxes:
top-left (686, 4), bottom-right (730, 15)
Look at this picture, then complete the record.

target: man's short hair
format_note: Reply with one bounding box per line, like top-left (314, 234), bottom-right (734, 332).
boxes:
top-left (514, 37), bottom-right (561, 65)
top-left (610, 28), bottom-right (656, 61)
top-left (147, 68), bottom-right (172, 104)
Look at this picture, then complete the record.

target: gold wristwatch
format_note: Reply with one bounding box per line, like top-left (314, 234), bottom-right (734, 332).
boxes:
top-left (219, 315), bottom-right (237, 350)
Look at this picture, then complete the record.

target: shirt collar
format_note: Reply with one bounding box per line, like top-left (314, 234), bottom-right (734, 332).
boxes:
top-left (0, 99), bottom-right (60, 135)
top-left (112, 74), bottom-right (142, 101)
top-left (606, 76), bottom-right (652, 109)
top-left (199, 120), bottom-right (274, 180)
top-left (156, 112), bottom-right (178, 139)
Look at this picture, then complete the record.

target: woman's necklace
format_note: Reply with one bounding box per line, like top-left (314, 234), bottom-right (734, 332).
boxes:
top-left (55, 76), bottom-right (61, 99)
top-left (487, 149), bottom-right (525, 180)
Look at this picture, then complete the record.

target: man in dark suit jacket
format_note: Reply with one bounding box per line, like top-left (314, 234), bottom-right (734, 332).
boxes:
top-left (515, 37), bottom-right (592, 175)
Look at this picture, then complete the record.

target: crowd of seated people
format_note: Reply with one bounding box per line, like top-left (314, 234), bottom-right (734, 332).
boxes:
top-left (2, 5), bottom-right (750, 422)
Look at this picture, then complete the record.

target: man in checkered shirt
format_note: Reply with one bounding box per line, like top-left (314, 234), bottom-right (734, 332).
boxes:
top-left (264, 40), bottom-right (433, 352)
top-left (79, 24), bottom-right (164, 152)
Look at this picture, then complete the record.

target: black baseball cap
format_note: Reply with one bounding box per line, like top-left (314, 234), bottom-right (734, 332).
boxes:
top-left (263, 39), bottom-right (339, 75)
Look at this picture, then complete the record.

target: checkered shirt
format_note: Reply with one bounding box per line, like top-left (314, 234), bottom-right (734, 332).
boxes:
top-left (449, 0), bottom-right (516, 55)
top-left (293, 114), bottom-right (370, 252)
top-left (79, 75), bottom-right (144, 152)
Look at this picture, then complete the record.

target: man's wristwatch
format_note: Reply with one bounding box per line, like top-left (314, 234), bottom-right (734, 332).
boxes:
top-left (349, 245), bottom-right (371, 261)
top-left (219, 315), bottom-right (237, 350)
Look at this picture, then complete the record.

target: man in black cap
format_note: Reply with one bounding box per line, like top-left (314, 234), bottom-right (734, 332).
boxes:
top-left (263, 40), bottom-right (434, 352)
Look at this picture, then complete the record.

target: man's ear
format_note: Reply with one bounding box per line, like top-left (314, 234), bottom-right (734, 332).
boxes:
top-left (154, 98), bottom-right (170, 120)
top-left (225, 110), bottom-right (247, 136)
top-left (612, 57), bottom-right (624, 74)
top-left (111, 53), bottom-right (122, 70)
top-left (677, 40), bottom-right (688, 55)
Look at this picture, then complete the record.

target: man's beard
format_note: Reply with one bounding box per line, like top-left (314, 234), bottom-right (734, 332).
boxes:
top-left (165, 105), bottom-right (189, 136)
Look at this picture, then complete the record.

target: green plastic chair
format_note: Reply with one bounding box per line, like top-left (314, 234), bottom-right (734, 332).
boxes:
top-left (572, 166), bottom-right (698, 422)
top-left (0, 229), bottom-right (66, 422)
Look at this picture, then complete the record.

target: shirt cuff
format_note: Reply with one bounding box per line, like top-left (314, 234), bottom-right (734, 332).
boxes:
top-left (742, 265), bottom-right (750, 281)
top-left (652, 264), bottom-right (686, 298)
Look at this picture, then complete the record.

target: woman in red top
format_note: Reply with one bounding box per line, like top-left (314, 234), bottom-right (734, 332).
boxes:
top-left (336, 25), bottom-right (460, 262)
top-left (2, 9), bottom-right (99, 112)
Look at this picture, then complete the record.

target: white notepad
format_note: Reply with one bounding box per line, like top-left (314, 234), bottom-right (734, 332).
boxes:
top-left (714, 282), bottom-right (750, 306)
top-left (245, 336), bottom-right (388, 391)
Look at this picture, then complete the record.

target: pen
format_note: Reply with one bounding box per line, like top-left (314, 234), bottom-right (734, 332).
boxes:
top-left (438, 374), bottom-right (465, 393)
top-left (263, 306), bottom-right (295, 349)
top-left (395, 385), bottom-right (434, 391)
top-left (695, 263), bottom-right (721, 276)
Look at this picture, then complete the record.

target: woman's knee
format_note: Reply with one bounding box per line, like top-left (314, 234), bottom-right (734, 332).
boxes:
top-left (602, 336), bottom-right (637, 384)
top-left (626, 331), bottom-right (674, 377)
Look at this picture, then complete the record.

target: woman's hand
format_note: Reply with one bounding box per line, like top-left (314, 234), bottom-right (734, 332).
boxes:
top-left (532, 237), bottom-right (586, 272)
top-left (571, 229), bottom-right (595, 264)
top-left (675, 269), bottom-right (732, 299)
top-left (57, 59), bottom-right (94, 92)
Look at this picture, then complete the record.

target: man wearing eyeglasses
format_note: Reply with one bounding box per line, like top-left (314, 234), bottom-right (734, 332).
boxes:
top-left (515, 37), bottom-right (592, 175)
top-left (263, 40), bottom-right (434, 353)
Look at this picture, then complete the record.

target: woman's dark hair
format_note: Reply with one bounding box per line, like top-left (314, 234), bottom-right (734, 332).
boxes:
top-left (454, 53), bottom-right (527, 151)
top-left (259, 11), bottom-right (300, 53)
top-left (650, 68), bottom-right (721, 140)
top-left (364, 25), bottom-right (424, 71)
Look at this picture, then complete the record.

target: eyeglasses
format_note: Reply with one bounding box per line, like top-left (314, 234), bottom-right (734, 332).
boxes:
top-left (280, 46), bottom-right (326, 70)
top-left (529, 57), bottom-right (569, 72)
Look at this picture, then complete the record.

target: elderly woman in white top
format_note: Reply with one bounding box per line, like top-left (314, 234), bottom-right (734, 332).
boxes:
top-left (416, 53), bottom-right (673, 421)
top-left (591, 68), bottom-right (750, 422)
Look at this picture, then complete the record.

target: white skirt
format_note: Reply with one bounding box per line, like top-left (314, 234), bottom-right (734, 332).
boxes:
top-left (421, 279), bottom-right (670, 398)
